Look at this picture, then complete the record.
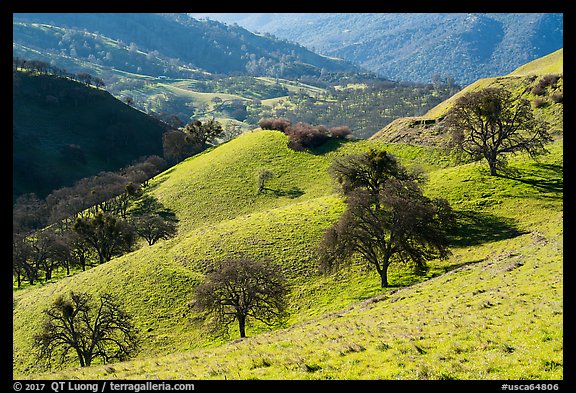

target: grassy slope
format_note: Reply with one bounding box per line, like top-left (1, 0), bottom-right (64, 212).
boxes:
top-left (13, 126), bottom-right (563, 379)
top-left (370, 48), bottom-right (564, 143)
top-left (424, 48), bottom-right (563, 120)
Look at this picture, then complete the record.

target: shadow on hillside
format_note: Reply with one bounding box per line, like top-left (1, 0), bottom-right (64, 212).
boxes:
top-left (310, 138), bottom-right (352, 155)
top-left (265, 187), bottom-right (305, 199)
top-left (441, 259), bottom-right (487, 274)
top-left (503, 163), bottom-right (563, 197)
top-left (449, 209), bottom-right (527, 247)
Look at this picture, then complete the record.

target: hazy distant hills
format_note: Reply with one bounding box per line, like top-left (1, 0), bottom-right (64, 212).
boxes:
top-left (13, 13), bottom-right (359, 79)
top-left (190, 13), bottom-right (563, 85)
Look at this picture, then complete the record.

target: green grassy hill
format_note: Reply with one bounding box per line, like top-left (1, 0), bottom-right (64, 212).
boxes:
top-left (13, 71), bottom-right (170, 201)
top-left (13, 125), bottom-right (563, 379)
top-left (13, 48), bottom-right (563, 380)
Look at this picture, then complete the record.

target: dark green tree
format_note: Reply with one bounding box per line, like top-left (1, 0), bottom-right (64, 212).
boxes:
top-left (132, 214), bottom-right (178, 246)
top-left (183, 117), bottom-right (224, 147)
top-left (318, 149), bottom-right (454, 287)
top-left (73, 213), bottom-right (136, 264)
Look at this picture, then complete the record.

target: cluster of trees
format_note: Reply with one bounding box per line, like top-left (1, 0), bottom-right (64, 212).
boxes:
top-left (13, 155), bottom-right (178, 288)
top-left (162, 118), bottom-right (224, 163)
top-left (252, 80), bottom-right (457, 139)
top-left (13, 57), bottom-right (105, 88)
top-left (259, 118), bottom-right (351, 151)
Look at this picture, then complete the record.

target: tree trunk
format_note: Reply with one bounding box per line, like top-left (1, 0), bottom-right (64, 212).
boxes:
top-left (488, 159), bottom-right (498, 176)
top-left (379, 266), bottom-right (389, 288)
top-left (238, 314), bottom-right (246, 338)
top-left (76, 349), bottom-right (86, 367)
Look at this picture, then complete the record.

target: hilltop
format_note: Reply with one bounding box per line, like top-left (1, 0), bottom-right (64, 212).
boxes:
top-left (13, 71), bottom-right (170, 201)
top-left (13, 51), bottom-right (563, 381)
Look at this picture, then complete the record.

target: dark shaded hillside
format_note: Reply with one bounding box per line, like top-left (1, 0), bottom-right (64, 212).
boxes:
top-left (13, 72), bottom-right (170, 201)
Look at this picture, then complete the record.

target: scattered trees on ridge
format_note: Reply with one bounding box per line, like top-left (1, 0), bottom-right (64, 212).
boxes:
top-left (12, 156), bottom-right (176, 288)
top-left (14, 57), bottom-right (105, 89)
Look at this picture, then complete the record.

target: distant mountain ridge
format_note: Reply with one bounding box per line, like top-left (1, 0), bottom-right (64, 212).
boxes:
top-left (13, 13), bottom-right (359, 79)
top-left (191, 13), bottom-right (563, 85)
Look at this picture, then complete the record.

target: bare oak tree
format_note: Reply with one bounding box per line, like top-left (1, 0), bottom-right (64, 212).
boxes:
top-left (444, 87), bottom-right (552, 176)
top-left (33, 291), bottom-right (139, 369)
top-left (194, 258), bottom-right (289, 338)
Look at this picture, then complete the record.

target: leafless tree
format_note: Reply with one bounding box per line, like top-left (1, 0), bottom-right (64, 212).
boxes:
top-left (194, 258), bottom-right (289, 338)
top-left (33, 291), bottom-right (139, 369)
top-left (444, 87), bottom-right (551, 176)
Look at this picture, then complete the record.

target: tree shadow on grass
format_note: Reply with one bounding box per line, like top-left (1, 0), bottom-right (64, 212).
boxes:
top-left (265, 187), bottom-right (305, 199)
top-left (309, 137), bottom-right (353, 155)
top-left (448, 209), bottom-right (527, 248)
top-left (502, 163), bottom-right (563, 197)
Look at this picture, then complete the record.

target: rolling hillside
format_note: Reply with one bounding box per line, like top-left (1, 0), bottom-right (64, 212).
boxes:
top-left (370, 48), bottom-right (563, 146)
top-left (13, 52), bottom-right (563, 380)
top-left (13, 71), bottom-right (170, 201)
top-left (13, 137), bottom-right (563, 379)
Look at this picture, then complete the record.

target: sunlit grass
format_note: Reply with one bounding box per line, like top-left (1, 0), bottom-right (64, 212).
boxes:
top-left (13, 129), bottom-right (562, 380)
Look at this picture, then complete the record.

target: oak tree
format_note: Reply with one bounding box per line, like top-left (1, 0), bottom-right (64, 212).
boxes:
top-left (318, 149), bottom-right (454, 287)
top-left (194, 258), bottom-right (289, 338)
top-left (33, 291), bottom-right (139, 369)
top-left (444, 87), bottom-right (552, 176)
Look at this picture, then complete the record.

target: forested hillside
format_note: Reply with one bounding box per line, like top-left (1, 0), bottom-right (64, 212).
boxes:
top-left (13, 13), bottom-right (358, 79)
top-left (193, 13), bottom-right (563, 85)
